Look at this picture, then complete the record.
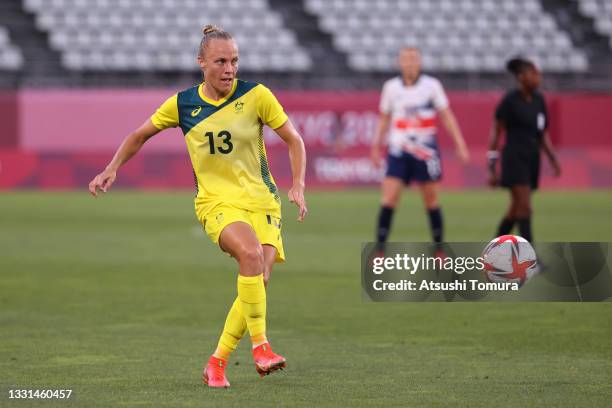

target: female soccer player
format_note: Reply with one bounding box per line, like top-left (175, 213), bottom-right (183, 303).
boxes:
top-left (88, 25), bottom-right (307, 388)
top-left (371, 47), bottom-right (469, 251)
top-left (488, 57), bottom-right (561, 242)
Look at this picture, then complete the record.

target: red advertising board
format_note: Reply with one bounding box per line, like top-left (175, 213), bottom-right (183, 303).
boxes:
top-left (0, 89), bottom-right (611, 189)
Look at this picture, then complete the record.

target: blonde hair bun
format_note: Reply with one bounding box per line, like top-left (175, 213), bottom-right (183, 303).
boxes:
top-left (202, 25), bottom-right (220, 35)
top-left (199, 24), bottom-right (232, 56)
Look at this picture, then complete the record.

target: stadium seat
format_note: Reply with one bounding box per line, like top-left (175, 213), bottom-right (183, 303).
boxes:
top-left (0, 26), bottom-right (24, 71)
top-left (24, 0), bottom-right (312, 72)
top-left (576, 0), bottom-right (612, 51)
top-left (305, 0), bottom-right (589, 73)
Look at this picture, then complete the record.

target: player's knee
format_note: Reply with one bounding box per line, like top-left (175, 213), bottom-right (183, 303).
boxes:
top-left (238, 245), bottom-right (264, 274)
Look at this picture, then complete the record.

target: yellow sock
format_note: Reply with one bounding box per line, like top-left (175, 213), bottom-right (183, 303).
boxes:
top-left (250, 333), bottom-right (268, 348)
top-left (237, 274), bottom-right (267, 344)
top-left (213, 296), bottom-right (247, 360)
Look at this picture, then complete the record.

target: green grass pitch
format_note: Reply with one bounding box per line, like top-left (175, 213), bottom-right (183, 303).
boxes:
top-left (1, 190), bottom-right (611, 407)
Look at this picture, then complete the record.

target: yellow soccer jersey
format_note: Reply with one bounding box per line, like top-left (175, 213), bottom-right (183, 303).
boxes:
top-left (150, 79), bottom-right (288, 219)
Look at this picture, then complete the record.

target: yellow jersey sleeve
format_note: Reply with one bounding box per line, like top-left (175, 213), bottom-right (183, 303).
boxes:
top-left (150, 94), bottom-right (179, 130)
top-left (256, 86), bottom-right (288, 129)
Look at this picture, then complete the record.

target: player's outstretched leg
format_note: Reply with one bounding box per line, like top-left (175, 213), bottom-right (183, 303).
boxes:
top-left (220, 222), bottom-right (286, 378)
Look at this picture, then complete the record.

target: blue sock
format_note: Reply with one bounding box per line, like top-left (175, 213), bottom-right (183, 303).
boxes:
top-left (427, 207), bottom-right (443, 244)
top-left (376, 206), bottom-right (394, 243)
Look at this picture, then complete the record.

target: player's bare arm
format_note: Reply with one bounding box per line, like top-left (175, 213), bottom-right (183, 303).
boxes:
top-left (370, 112), bottom-right (391, 167)
top-left (439, 107), bottom-right (469, 163)
top-left (274, 119), bottom-right (308, 222)
top-left (541, 131), bottom-right (561, 177)
top-left (88, 120), bottom-right (160, 197)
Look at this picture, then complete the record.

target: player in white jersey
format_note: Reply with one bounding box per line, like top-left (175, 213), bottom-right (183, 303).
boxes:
top-left (371, 47), bottom-right (469, 251)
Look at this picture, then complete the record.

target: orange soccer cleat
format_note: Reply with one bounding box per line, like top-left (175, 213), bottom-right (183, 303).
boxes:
top-left (252, 342), bottom-right (286, 377)
top-left (203, 355), bottom-right (230, 388)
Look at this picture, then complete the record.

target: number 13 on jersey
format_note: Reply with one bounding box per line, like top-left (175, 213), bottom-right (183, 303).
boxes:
top-left (206, 130), bottom-right (233, 154)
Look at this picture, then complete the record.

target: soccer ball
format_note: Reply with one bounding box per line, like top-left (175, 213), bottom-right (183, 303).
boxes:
top-left (482, 235), bottom-right (538, 287)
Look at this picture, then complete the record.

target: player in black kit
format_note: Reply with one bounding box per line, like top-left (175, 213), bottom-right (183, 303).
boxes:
top-left (487, 57), bottom-right (561, 242)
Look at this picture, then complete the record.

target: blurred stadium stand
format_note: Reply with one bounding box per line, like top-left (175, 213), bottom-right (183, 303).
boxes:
top-left (0, 0), bottom-right (610, 89)
top-left (306, 0), bottom-right (587, 73)
top-left (25, 0), bottom-right (311, 72)
top-left (0, 26), bottom-right (24, 70)
top-left (576, 0), bottom-right (612, 47)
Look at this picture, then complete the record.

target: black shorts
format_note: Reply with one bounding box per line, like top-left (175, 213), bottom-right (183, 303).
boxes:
top-left (500, 149), bottom-right (540, 190)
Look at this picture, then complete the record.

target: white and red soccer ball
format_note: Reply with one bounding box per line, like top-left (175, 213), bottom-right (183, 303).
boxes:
top-left (482, 235), bottom-right (538, 287)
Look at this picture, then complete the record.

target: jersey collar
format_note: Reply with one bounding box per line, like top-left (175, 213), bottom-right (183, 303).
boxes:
top-left (401, 73), bottom-right (421, 87)
top-left (198, 80), bottom-right (238, 107)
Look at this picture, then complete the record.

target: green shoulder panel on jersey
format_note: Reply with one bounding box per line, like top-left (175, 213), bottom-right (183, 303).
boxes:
top-left (176, 80), bottom-right (260, 135)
